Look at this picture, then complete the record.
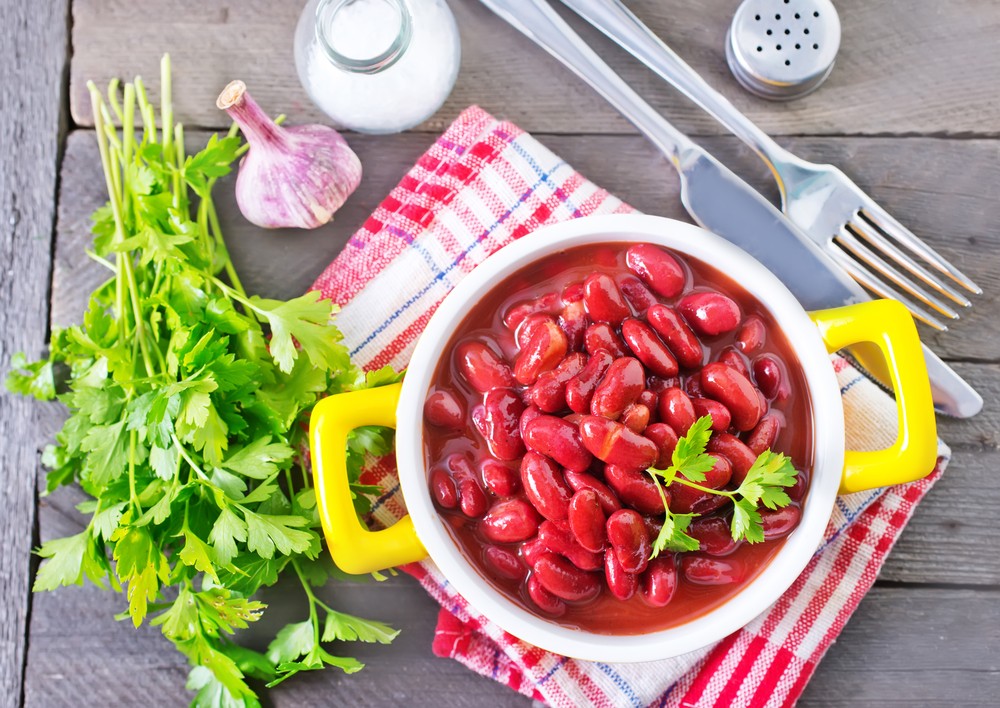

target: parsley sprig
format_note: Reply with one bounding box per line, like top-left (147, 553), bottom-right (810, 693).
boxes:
top-left (647, 415), bottom-right (799, 558)
top-left (7, 56), bottom-right (399, 706)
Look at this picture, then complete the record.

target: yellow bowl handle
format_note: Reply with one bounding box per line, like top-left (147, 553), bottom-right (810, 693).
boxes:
top-left (309, 382), bottom-right (427, 574)
top-left (809, 300), bottom-right (937, 494)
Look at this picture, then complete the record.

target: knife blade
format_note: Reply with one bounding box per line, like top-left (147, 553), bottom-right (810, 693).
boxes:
top-left (680, 149), bottom-right (983, 418)
top-left (479, 0), bottom-right (982, 418)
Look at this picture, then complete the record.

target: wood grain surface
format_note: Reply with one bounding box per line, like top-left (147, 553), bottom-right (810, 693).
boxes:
top-left (70, 0), bottom-right (1000, 137)
top-left (0, 1), bottom-right (69, 706)
top-left (6, 0), bottom-right (1000, 706)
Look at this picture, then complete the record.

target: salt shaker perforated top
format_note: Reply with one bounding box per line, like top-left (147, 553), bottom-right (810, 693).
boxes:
top-left (294, 0), bottom-right (461, 134)
top-left (726, 0), bottom-right (841, 100)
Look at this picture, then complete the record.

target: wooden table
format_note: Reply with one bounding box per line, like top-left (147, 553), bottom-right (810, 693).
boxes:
top-left (2, 1), bottom-right (998, 705)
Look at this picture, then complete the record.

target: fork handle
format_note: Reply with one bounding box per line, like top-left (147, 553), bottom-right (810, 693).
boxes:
top-left (479, 0), bottom-right (697, 162)
top-left (561, 0), bottom-right (799, 175)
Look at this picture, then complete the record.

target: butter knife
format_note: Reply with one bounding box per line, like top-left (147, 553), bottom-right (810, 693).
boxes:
top-left (478, 0), bottom-right (982, 417)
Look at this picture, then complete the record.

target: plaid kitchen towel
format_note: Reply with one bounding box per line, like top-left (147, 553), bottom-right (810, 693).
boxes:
top-left (311, 106), bottom-right (950, 707)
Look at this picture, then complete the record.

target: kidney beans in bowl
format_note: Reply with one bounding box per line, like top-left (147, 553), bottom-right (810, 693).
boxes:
top-left (423, 241), bottom-right (812, 631)
top-left (309, 215), bottom-right (937, 662)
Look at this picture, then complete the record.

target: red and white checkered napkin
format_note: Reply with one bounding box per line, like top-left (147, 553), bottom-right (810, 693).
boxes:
top-left (311, 106), bottom-right (949, 707)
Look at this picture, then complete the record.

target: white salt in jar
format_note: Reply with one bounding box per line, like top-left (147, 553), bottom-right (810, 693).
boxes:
top-left (294, 0), bottom-right (461, 134)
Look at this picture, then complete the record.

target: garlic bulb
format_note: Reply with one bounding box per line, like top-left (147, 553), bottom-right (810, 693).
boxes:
top-left (216, 80), bottom-right (362, 229)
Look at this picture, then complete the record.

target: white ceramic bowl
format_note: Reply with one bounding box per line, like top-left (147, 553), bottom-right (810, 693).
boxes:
top-left (311, 214), bottom-right (936, 662)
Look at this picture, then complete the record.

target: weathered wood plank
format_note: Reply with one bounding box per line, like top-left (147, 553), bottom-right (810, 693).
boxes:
top-left (0, 0), bottom-right (69, 704)
top-left (52, 130), bottom-right (1000, 362)
top-left (23, 523), bottom-right (1000, 708)
top-left (879, 449), bottom-right (1000, 585)
top-left (70, 0), bottom-right (1000, 137)
top-left (798, 586), bottom-right (1000, 706)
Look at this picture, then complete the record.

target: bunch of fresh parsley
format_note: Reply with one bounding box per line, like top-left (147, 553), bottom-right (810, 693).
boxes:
top-left (647, 416), bottom-right (800, 557)
top-left (6, 56), bottom-right (400, 706)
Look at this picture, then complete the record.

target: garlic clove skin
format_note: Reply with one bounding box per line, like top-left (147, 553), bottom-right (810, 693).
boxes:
top-left (217, 80), bottom-right (362, 230)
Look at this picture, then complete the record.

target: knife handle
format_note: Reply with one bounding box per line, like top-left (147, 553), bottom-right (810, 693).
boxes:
top-left (479, 0), bottom-right (696, 161)
top-left (560, 0), bottom-right (800, 178)
top-left (810, 300), bottom-right (938, 494)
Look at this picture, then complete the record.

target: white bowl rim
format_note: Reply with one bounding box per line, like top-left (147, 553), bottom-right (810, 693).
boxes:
top-left (395, 214), bottom-right (845, 662)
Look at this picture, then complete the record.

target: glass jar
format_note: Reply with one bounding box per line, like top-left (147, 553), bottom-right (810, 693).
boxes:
top-left (294, 0), bottom-right (461, 134)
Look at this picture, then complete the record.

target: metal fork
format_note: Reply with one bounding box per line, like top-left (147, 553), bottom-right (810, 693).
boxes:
top-left (561, 0), bottom-right (981, 331)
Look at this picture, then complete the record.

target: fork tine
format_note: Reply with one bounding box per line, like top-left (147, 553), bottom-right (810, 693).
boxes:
top-left (848, 215), bottom-right (972, 308)
top-left (859, 205), bottom-right (982, 294)
top-left (825, 247), bottom-right (950, 331)
top-left (835, 228), bottom-right (961, 320)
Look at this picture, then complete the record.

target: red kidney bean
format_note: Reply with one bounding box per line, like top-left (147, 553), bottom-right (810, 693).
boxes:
top-left (681, 556), bottom-right (743, 586)
top-left (583, 273), bottom-right (630, 325)
top-left (472, 388), bottom-right (526, 461)
top-left (621, 318), bottom-right (679, 378)
top-left (479, 499), bottom-right (541, 543)
top-left (688, 516), bottom-right (738, 556)
top-left (578, 416), bottom-right (659, 474)
top-left (455, 340), bottom-right (514, 393)
top-left (584, 323), bottom-right (628, 359)
top-left (659, 387), bottom-right (697, 436)
top-left (625, 243), bottom-right (685, 298)
top-left (519, 405), bottom-right (543, 441)
top-left (514, 317), bottom-right (568, 385)
top-left (533, 552), bottom-right (601, 602)
top-left (526, 352), bottom-right (586, 413)
top-left (606, 509), bottom-right (651, 574)
top-left (565, 350), bottom-right (612, 414)
top-left (564, 471), bottom-right (622, 514)
top-left (430, 467), bottom-right (459, 509)
top-left (590, 357), bottom-right (645, 419)
top-left (567, 490), bottom-right (607, 553)
top-left (559, 299), bottom-right (588, 351)
top-left (638, 389), bottom-right (658, 413)
top-left (753, 355), bottom-right (784, 400)
top-left (788, 472), bottom-right (808, 503)
top-left (520, 537), bottom-right (547, 568)
top-left (604, 549), bottom-right (638, 601)
top-left (690, 397), bottom-right (732, 432)
top-left (646, 304), bottom-right (704, 370)
top-left (685, 375), bottom-right (704, 399)
top-left (644, 422), bottom-right (678, 468)
top-left (503, 291), bottom-right (563, 330)
top-left (481, 458), bottom-right (520, 497)
top-left (717, 347), bottom-right (750, 379)
top-left (678, 291), bottom-right (741, 336)
top-left (746, 413), bottom-right (782, 455)
top-left (458, 477), bottom-right (489, 518)
top-left (527, 572), bottom-right (566, 616)
top-left (537, 520), bottom-right (603, 571)
top-left (668, 457), bottom-right (732, 514)
top-left (524, 415), bottom-right (593, 472)
top-left (520, 452), bottom-right (574, 522)
top-left (761, 505), bottom-right (802, 539)
top-left (423, 389), bottom-right (465, 429)
top-left (515, 313), bottom-right (550, 350)
top-left (604, 464), bottom-right (666, 516)
top-left (704, 454), bottom-right (733, 489)
top-left (736, 316), bottom-right (766, 354)
top-left (620, 403), bottom-right (650, 434)
top-left (483, 545), bottom-right (525, 581)
top-left (562, 281), bottom-right (585, 304)
top-left (618, 274), bottom-right (658, 313)
top-left (701, 363), bottom-right (765, 431)
top-left (646, 376), bottom-right (677, 396)
top-left (707, 433), bottom-right (757, 485)
top-left (641, 556), bottom-right (678, 607)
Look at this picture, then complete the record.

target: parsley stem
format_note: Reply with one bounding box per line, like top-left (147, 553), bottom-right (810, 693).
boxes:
top-left (670, 476), bottom-right (736, 500)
